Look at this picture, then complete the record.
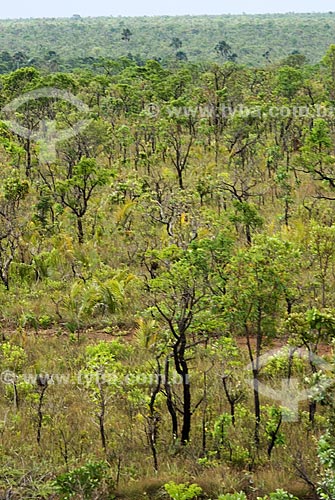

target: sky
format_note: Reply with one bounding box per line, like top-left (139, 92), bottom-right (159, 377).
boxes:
top-left (1, 0), bottom-right (334, 19)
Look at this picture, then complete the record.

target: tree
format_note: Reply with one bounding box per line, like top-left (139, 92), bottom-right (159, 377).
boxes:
top-left (170, 37), bottom-right (183, 50)
top-left (80, 340), bottom-right (130, 451)
top-left (286, 308), bottom-right (335, 422)
top-left (322, 44), bottom-right (335, 100)
top-left (262, 49), bottom-right (272, 63)
top-left (176, 51), bottom-right (188, 62)
top-left (13, 51), bottom-right (28, 70)
top-left (36, 373), bottom-right (50, 445)
top-left (44, 50), bottom-right (60, 72)
top-left (215, 41), bottom-right (237, 62)
top-left (281, 52), bottom-right (308, 68)
top-left (1, 67), bottom-right (42, 176)
top-left (146, 237), bottom-right (231, 444)
top-left (0, 172), bottom-right (29, 290)
top-left (224, 236), bottom-right (299, 447)
top-left (158, 115), bottom-right (195, 190)
top-left (305, 222), bottom-right (335, 307)
top-left (300, 119), bottom-right (335, 193)
top-left (216, 337), bottom-right (244, 427)
top-left (39, 157), bottom-right (109, 244)
top-left (0, 341), bottom-right (28, 410)
top-left (276, 66), bottom-right (304, 100)
top-left (121, 28), bottom-right (132, 42)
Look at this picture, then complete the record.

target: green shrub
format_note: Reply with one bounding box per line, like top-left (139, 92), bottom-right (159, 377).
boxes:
top-left (317, 432), bottom-right (335, 500)
top-left (53, 461), bottom-right (113, 499)
top-left (257, 490), bottom-right (299, 500)
top-left (217, 493), bottom-right (247, 500)
top-left (164, 481), bottom-right (203, 500)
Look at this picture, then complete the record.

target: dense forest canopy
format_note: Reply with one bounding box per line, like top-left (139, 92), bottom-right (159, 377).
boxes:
top-left (0, 12), bottom-right (335, 70)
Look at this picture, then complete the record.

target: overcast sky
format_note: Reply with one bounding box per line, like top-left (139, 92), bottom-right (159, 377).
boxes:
top-left (1, 0), bottom-right (334, 19)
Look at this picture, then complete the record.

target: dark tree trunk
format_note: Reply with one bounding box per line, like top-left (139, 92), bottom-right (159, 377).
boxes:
top-left (164, 356), bottom-right (178, 440)
top-left (25, 138), bottom-right (31, 177)
top-left (253, 371), bottom-right (261, 447)
top-left (181, 372), bottom-right (191, 445)
top-left (99, 411), bottom-right (106, 450)
top-left (177, 168), bottom-right (184, 190)
top-left (173, 334), bottom-right (191, 445)
top-left (246, 224), bottom-right (252, 245)
top-left (148, 358), bottom-right (161, 472)
top-left (36, 379), bottom-right (48, 445)
top-left (309, 401), bottom-right (317, 424)
top-left (77, 216), bottom-right (84, 244)
top-left (13, 382), bottom-right (19, 410)
top-left (246, 311), bottom-right (262, 449)
top-left (222, 375), bottom-right (241, 427)
top-left (98, 383), bottom-right (107, 451)
top-left (267, 413), bottom-right (283, 459)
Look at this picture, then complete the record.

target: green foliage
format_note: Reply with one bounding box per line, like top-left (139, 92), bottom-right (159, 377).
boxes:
top-left (225, 236), bottom-right (299, 337)
top-left (0, 341), bottom-right (27, 372)
top-left (262, 348), bottom-right (304, 378)
top-left (257, 490), bottom-right (299, 500)
top-left (229, 201), bottom-right (263, 231)
top-left (3, 173), bottom-right (29, 202)
top-left (276, 66), bottom-right (304, 99)
top-left (0, 14), bottom-right (334, 68)
top-left (62, 273), bottom-right (131, 327)
top-left (213, 413), bottom-right (232, 447)
top-left (164, 481), bottom-right (202, 500)
top-left (317, 430), bottom-right (335, 500)
top-left (264, 406), bottom-right (285, 447)
top-left (217, 493), bottom-right (247, 500)
top-left (53, 461), bottom-right (112, 499)
top-left (2, 33), bottom-right (335, 500)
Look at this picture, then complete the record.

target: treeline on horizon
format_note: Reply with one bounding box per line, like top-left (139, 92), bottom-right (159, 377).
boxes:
top-left (0, 12), bottom-right (335, 71)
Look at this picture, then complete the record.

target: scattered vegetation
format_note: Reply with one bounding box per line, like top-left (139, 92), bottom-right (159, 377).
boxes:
top-left (1, 39), bottom-right (335, 498)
